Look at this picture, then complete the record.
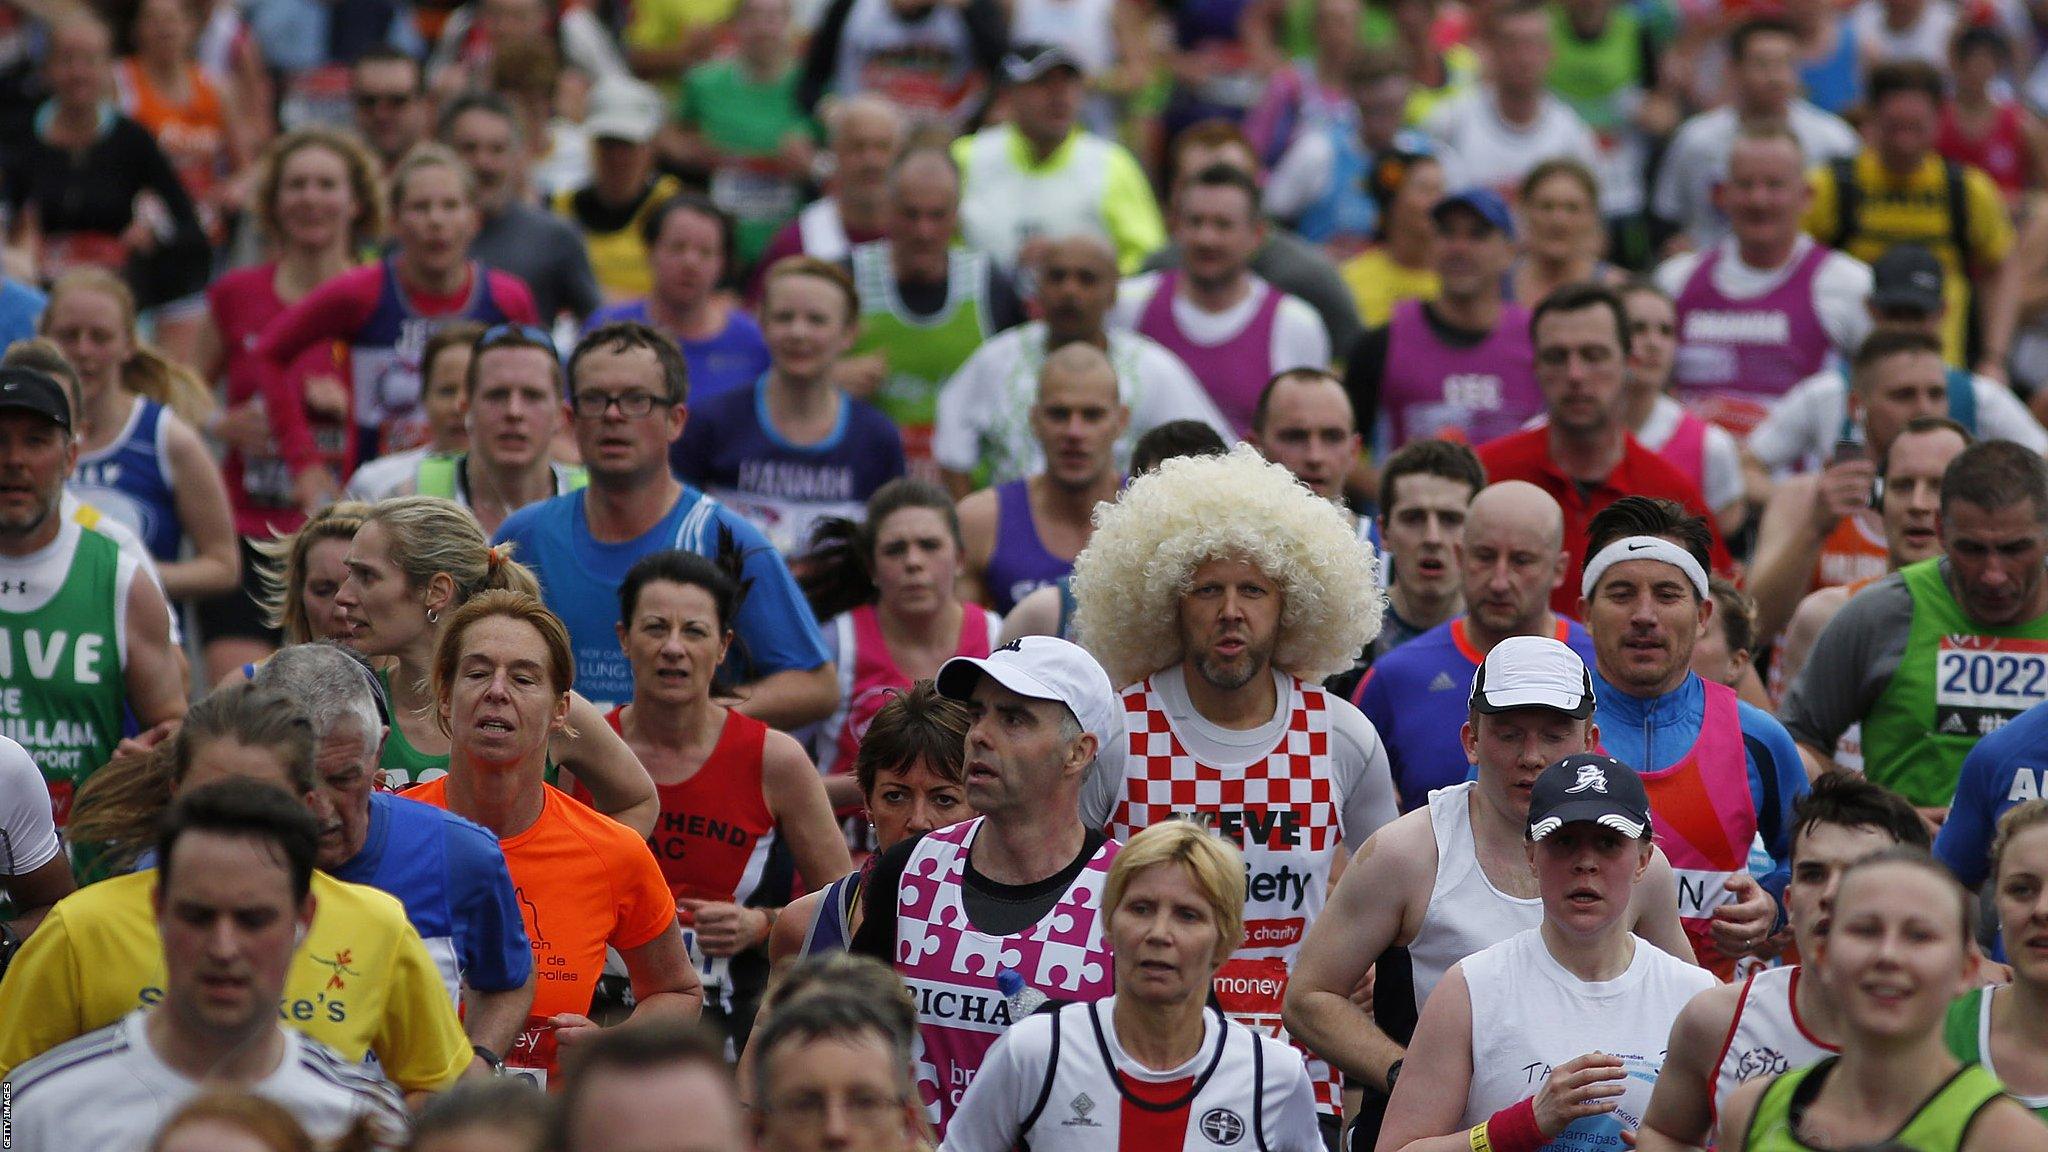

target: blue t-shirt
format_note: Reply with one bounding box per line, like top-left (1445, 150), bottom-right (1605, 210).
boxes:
top-left (1354, 617), bottom-right (1599, 813)
top-left (1589, 669), bottom-right (1809, 904)
top-left (331, 791), bottom-right (531, 994)
top-left (0, 278), bottom-right (47, 347)
top-left (673, 376), bottom-right (906, 555)
top-left (495, 483), bottom-right (830, 706)
top-left (1936, 697), bottom-right (2048, 891)
top-left (583, 301), bottom-right (772, 413)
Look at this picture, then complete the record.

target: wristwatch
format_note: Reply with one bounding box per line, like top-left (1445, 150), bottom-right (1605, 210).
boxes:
top-left (473, 1043), bottom-right (506, 1075)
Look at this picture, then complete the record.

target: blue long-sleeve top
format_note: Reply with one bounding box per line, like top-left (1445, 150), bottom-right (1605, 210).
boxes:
top-left (1589, 669), bottom-right (1811, 907)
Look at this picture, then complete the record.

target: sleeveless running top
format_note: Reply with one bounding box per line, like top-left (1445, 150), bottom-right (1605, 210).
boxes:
top-left (1378, 299), bottom-right (1540, 450)
top-left (984, 480), bottom-right (1075, 616)
top-left (821, 601), bottom-right (999, 776)
top-left (799, 868), bottom-right (862, 958)
top-left (1622, 678), bottom-right (1756, 981)
top-left (1672, 243), bottom-right (1835, 437)
top-left (351, 258), bottom-right (517, 459)
top-left (1107, 673), bottom-right (1347, 1114)
top-left (1461, 928), bottom-right (1716, 1148)
top-left (1712, 965), bottom-right (1839, 1126)
top-left (1945, 985), bottom-right (2048, 1120)
top-left (72, 397), bottom-right (180, 561)
top-left (1940, 101), bottom-right (2031, 200)
top-left (894, 816), bottom-right (1119, 1137)
top-left (1135, 270), bottom-right (1284, 437)
top-left (1408, 781), bottom-right (1541, 1012)
top-left (1815, 510), bottom-right (1890, 592)
top-left (114, 59), bottom-right (227, 240)
top-left (1745, 1057), bottom-right (2005, 1152)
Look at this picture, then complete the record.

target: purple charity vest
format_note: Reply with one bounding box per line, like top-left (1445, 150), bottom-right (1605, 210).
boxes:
top-left (984, 479), bottom-right (1072, 615)
top-left (1380, 299), bottom-right (1540, 450)
top-left (1671, 243), bottom-right (1833, 437)
top-left (1136, 270), bottom-right (1284, 436)
top-left (894, 817), bottom-right (1119, 1138)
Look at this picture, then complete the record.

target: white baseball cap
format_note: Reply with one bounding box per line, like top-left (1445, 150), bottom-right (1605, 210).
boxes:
top-left (1468, 635), bottom-right (1595, 719)
top-left (584, 79), bottom-right (664, 145)
top-left (937, 636), bottom-right (1124, 757)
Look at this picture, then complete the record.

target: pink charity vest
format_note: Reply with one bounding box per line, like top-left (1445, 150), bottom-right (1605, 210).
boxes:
top-left (836, 603), bottom-right (994, 773)
top-left (1379, 299), bottom-right (1540, 450)
top-left (894, 816), bottom-right (1119, 1137)
top-left (1610, 679), bottom-right (1757, 982)
top-left (1658, 408), bottom-right (1710, 495)
top-left (1107, 675), bottom-right (1347, 1113)
top-left (1672, 244), bottom-right (1834, 438)
top-left (1136, 270), bottom-right (1285, 437)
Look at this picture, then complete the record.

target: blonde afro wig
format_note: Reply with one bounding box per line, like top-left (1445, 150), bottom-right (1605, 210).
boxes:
top-left (1071, 445), bottom-right (1384, 686)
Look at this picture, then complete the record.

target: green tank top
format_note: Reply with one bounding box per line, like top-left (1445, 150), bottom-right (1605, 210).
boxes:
top-left (1747, 1057), bottom-right (2005, 1151)
top-left (0, 526), bottom-right (126, 821)
top-left (848, 242), bottom-right (993, 434)
top-left (375, 666), bottom-right (559, 790)
top-left (1862, 558), bottom-right (2048, 807)
top-left (416, 454), bottom-right (587, 501)
top-left (1945, 986), bottom-right (2048, 1121)
top-left (1546, 5), bottom-right (1644, 131)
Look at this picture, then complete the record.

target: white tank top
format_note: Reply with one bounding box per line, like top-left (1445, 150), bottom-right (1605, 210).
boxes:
top-left (1710, 965), bottom-right (1837, 1125)
top-left (1460, 928), bottom-right (1717, 1146)
top-left (1408, 782), bottom-right (1542, 1010)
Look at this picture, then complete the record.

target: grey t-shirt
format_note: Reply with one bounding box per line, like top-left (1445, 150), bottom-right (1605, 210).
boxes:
top-left (1143, 230), bottom-right (1364, 355)
top-left (1777, 571), bottom-right (1916, 751)
top-left (472, 202), bottom-right (604, 324)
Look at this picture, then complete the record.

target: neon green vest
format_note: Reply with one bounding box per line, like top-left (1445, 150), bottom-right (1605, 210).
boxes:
top-left (1547, 6), bottom-right (1646, 131)
top-left (1862, 558), bottom-right (2048, 807)
top-left (1746, 1058), bottom-right (2003, 1151)
top-left (0, 526), bottom-right (126, 825)
top-left (848, 241), bottom-right (994, 443)
top-left (415, 455), bottom-right (587, 501)
top-left (1944, 987), bottom-right (2048, 1122)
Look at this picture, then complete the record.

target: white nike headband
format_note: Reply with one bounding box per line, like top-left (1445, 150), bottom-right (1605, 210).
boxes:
top-left (1581, 535), bottom-right (1711, 601)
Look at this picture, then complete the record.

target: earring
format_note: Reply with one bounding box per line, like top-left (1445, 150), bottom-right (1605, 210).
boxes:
top-left (427, 608), bottom-right (440, 624)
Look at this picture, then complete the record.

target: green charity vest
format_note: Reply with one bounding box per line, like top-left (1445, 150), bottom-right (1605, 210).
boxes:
top-left (1747, 1058), bottom-right (2004, 1152)
top-left (0, 526), bottom-right (126, 828)
top-left (1547, 6), bottom-right (1644, 131)
top-left (1862, 558), bottom-right (2048, 807)
top-left (1944, 987), bottom-right (2048, 1122)
top-left (415, 455), bottom-right (587, 500)
top-left (848, 242), bottom-right (994, 446)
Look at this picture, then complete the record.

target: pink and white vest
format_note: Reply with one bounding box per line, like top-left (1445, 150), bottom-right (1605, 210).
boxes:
top-left (1379, 299), bottom-right (1540, 451)
top-left (894, 816), bottom-right (1118, 1137)
top-left (1672, 244), bottom-right (1834, 437)
top-left (1135, 270), bottom-right (1284, 437)
top-left (1107, 674), bottom-right (1346, 1113)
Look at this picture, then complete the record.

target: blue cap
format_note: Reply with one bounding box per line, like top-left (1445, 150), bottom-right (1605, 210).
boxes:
top-left (1432, 187), bottom-right (1515, 240)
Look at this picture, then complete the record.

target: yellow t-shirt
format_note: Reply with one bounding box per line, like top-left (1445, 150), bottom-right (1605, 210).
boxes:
top-left (553, 174), bottom-right (685, 301)
top-left (1802, 151), bottom-right (2013, 364)
top-left (1340, 248), bottom-right (1441, 329)
top-left (0, 870), bottom-right (470, 1093)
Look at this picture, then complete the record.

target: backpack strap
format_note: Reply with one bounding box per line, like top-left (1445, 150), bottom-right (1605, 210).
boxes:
top-left (1828, 156), bottom-right (1861, 251)
top-left (1944, 159), bottom-right (1974, 274)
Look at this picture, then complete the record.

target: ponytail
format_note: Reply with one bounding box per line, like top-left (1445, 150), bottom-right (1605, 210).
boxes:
top-left (799, 515), bottom-right (876, 622)
top-left (480, 541), bottom-right (540, 597)
top-left (124, 343), bottom-right (218, 429)
top-left (65, 745), bottom-right (178, 873)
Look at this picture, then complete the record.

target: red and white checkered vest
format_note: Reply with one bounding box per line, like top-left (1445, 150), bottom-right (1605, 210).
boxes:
top-left (894, 816), bottom-right (1119, 1139)
top-left (1107, 674), bottom-right (1345, 1113)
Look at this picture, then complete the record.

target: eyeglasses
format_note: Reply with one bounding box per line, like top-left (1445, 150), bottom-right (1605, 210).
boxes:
top-left (353, 91), bottom-right (415, 110)
top-left (570, 391), bottom-right (666, 419)
top-left (762, 1090), bottom-right (908, 1127)
top-left (478, 323), bottom-right (556, 351)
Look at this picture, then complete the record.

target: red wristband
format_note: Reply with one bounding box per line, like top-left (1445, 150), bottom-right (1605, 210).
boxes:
top-left (1486, 1097), bottom-right (1545, 1152)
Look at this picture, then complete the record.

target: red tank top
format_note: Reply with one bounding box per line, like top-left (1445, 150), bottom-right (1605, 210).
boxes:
top-left (584, 707), bottom-right (779, 911)
top-left (1940, 99), bottom-right (2030, 201)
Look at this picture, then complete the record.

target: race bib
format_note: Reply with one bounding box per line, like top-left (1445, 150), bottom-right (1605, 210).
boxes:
top-left (1935, 636), bottom-right (2048, 738)
top-left (1211, 955), bottom-right (1289, 1042)
top-left (710, 165), bottom-right (798, 224)
top-left (507, 1017), bottom-right (557, 1089)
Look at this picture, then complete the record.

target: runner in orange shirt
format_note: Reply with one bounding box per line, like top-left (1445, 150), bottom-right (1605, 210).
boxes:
top-left (407, 589), bottom-right (701, 1087)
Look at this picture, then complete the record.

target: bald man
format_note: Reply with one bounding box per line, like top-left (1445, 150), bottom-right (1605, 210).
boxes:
top-left (935, 234), bottom-right (1234, 497)
top-left (748, 95), bottom-right (906, 301)
top-left (1351, 481), bottom-right (1599, 812)
top-left (959, 343), bottom-right (1128, 612)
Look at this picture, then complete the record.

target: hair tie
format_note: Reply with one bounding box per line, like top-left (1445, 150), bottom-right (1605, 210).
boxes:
top-left (486, 544), bottom-right (505, 571)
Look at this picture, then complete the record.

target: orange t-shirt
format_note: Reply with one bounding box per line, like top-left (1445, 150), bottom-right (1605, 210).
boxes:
top-left (406, 778), bottom-right (676, 1083)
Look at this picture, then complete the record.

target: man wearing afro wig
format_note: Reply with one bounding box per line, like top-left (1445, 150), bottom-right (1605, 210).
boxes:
top-left (1070, 444), bottom-right (1399, 1148)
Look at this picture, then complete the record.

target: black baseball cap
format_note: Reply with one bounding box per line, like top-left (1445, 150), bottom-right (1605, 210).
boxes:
top-left (1526, 753), bottom-right (1653, 842)
top-left (1870, 244), bottom-right (1945, 314)
top-left (0, 367), bottom-right (71, 430)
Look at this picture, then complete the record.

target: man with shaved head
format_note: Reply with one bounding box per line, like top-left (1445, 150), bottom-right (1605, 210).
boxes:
top-left (838, 146), bottom-right (1028, 474)
top-left (1352, 480), bottom-right (1599, 813)
top-left (935, 234), bottom-right (1234, 497)
top-left (958, 343), bottom-right (1128, 612)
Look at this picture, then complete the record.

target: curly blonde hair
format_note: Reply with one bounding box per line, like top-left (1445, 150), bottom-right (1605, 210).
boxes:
top-left (1070, 445), bottom-right (1383, 685)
